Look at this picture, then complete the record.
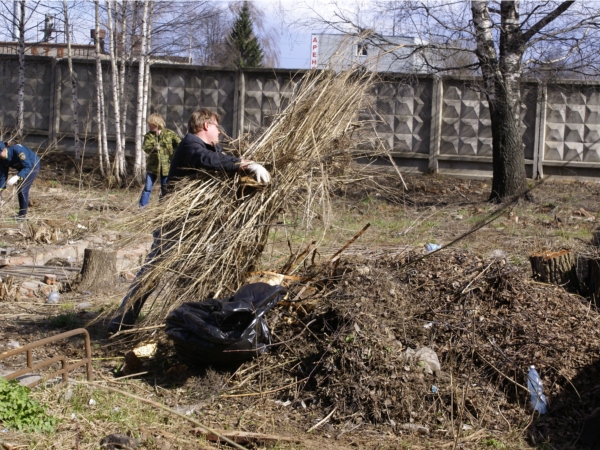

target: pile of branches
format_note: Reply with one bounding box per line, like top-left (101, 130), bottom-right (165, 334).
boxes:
top-left (220, 250), bottom-right (600, 444)
top-left (121, 68), bottom-right (376, 327)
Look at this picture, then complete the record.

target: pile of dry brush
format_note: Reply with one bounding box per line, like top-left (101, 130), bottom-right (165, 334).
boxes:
top-left (218, 249), bottom-right (600, 446)
top-left (119, 68), bottom-right (378, 327)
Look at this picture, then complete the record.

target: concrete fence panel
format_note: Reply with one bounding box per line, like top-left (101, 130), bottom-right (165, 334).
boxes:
top-left (1, 54), bottom-right (600, 180)
top-left (241, 70), bottom-right (304, 134)
top-left (0, 57), bottom-right (52, 136)
top-left (541, 83), bottom-right (600, 178)
top-left (149, 65), bottom-right (236, 137)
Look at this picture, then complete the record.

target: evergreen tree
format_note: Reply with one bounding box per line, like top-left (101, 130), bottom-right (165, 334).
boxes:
top-left (227, 1), bottom-right (264, 68)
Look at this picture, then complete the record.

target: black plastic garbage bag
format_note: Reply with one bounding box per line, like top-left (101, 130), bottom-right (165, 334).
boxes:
top-left (165, 282), bottom-right (287, 365)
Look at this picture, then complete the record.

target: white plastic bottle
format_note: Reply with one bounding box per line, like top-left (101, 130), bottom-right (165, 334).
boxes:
top-left (527, 365), bottom-right (548, 414)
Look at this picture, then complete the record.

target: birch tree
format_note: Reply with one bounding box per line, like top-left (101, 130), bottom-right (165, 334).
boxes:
top-left (62, 0), bottom-right (80, 159)
top-left (133, 0), bottom-right (149, 180)
top-left (139, 0), bottom-right (155, 173)
top-left (106, 0), bottom-right (123, 182)
top-left (94, 0), bottom-right (109, 175)
top-left (0, 1), bottom-right (47, 139)
top-left (16, 0), bottom-right (25, 138)
top-left (118, 1), bottom-right (131, 153)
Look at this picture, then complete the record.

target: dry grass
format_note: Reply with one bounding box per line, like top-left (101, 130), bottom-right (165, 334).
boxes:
top-left (118, 68), bottom-right (377, 328)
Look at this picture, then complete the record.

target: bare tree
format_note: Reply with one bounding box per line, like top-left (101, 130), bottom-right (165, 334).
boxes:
top-left (94, 0), bottom-right (109, 176)
top-left (311, 0), bottom-right (600, 200)
top-left (16, 0), bottom-right (25, 137)
top-left (117, 1), bottom-right (131, 156)
top-left (133, 0), bottom-right (149, 180)
top-left (0, 1), bottom-right (58, 138)
top-left (62, 0), bottom-right (81, 160)
top-left (106, 0), bottom-right (124, 182)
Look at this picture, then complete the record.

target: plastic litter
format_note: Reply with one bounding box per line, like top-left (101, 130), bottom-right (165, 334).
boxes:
top-left (527, 365), bottom-right (548, 414)
top-left (425, 243), bottom-right (442, 253)
top-left (431, 385), bottom-right (438, 394)
top-left (166, 283), bottom-right (287, 365)
top-left (490, 249), bottom-right (507, 258)
top-left (47, 291), bottom-right (60, 304)
top-left (403, 347), bottom-right (441, 375)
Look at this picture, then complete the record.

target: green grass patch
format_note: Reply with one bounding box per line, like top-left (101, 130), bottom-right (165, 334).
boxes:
top-left (50, 312), bottom-right (80, 330)
top-left (0, 377), bottom-right (57, 433)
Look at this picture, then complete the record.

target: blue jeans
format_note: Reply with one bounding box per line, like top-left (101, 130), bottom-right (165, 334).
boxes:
top-left (139, 172), bottom-right (167, 208)
top-left (18, 163), bottom-right (40, 217)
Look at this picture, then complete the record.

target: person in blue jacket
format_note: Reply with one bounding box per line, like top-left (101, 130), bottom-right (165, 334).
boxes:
top-left (0, 141), bottom-right (41, 218)
top-left (107, 108), bottom-right (270, 334)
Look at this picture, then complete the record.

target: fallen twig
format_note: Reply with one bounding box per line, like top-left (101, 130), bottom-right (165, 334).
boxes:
top-left (307, 406), bottom-right (337, 433)
top-left (74, 380), bottom-right (247, 450)
top-left (327, 223), bottom-right (371, 263)
top-left (108, 324), bottom-right (164, 339)
top-left (221, 377), bottom-right (309, 398)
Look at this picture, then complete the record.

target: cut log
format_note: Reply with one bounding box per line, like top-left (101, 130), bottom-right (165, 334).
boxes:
top-left (77, 248), bottom-right (117, 292)
top-left (529, 249), bottom-right (579, 292)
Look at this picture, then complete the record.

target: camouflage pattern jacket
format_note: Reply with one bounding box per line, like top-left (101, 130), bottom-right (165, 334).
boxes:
top-left (143, 128), bottom-right (181, 176)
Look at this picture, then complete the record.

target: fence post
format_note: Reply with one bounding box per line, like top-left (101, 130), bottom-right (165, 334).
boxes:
top-left (236, 70), bottom-right (246, 136)
top-left (533, 81), bottom-right (547, 179)
top-left (428, 76), bottom-right (443, 173)
top-left (232, 70), bottom-right (241, 139)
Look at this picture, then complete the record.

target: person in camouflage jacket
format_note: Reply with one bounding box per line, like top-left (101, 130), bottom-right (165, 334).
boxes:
top-left (138, 113), bottom-right (181, 208)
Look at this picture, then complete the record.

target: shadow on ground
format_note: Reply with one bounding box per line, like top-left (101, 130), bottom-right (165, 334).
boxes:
top-left (533, 355), bottom-right (600, 449)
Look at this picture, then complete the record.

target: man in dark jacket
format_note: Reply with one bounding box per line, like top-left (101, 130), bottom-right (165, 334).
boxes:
top-left (167, 110), bottom-right (269, 185)
top-left (108, 109), bottom-right (270, 334)
top-left (0, 141), bottom-right (41, 218)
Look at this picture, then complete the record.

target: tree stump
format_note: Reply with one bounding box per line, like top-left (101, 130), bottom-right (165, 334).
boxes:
top-left (589, 258), bottom-right (600, 305)
top-left (77, 248), bottom-right (117, 292)
top-left (529, 249), bottom-right (579, 292)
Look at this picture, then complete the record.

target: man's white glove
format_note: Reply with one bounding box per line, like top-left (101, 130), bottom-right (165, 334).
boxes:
top-left (246, 163), bottom-right (271, 183)
top-left (7, 176), bottom-right (20, 187)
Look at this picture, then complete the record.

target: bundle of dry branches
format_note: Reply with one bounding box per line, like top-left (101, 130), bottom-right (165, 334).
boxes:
top-left (120, 68), bottom-right (375, 328)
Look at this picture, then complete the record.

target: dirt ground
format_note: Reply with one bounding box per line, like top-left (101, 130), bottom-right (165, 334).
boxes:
top-left (1, 160), bottom-right (600, 449)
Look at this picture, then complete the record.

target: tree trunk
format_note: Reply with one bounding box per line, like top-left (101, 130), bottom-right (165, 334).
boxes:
top-left (140, 1), bottom-right (154, 176)
top-left (529, 249), bottom-right (579, 291)
top-left (118, 0), bottom-right (129, 177)
top-left (134, 0), bottom-right (150, 181)
top-left (77, 248), bottom-right (117, 292)
top-left (63, 0), bottom-right (80, 161)
top-left (488, 80), bottom-right (528, 201)
top-left (106, 0), bottom-right (123, 183)
top-left (16, 0), bottom-right (25, 138)
top-left (94, 0), bottom-right (109, 176)
top-left (471, 1), bottom-right (528, 202)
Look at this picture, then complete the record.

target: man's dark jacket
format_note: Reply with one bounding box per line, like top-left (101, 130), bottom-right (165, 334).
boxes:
top-left (167, 134), bottom-right (240, 185)
top-left (0, 144), bottom-right (40, 189)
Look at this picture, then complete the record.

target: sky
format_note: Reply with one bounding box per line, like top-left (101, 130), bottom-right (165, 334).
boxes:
top-left (251, 0), bottom-right (341, 69)
top-left (0, 0), bottom-right (362, 70)
top-left (278, 30), bottom-right (312, 69)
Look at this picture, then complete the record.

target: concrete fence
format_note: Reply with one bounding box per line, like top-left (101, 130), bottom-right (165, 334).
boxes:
top-left (1, 54), bottom-right (599, 180)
